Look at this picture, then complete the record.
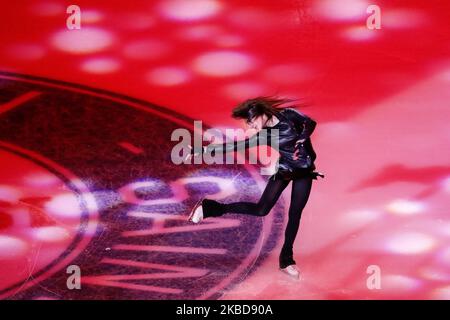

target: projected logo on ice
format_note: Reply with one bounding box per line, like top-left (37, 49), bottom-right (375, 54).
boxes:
top-left (0, 72), bottom-right (284, 300)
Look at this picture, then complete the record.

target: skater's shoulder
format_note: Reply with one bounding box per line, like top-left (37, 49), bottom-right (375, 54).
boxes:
top-left (281, 107), bottom-right (307, 118)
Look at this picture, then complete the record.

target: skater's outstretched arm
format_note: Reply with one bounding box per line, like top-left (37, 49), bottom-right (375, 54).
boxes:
top-left (203, 128), bottom-right (276, 155)
top-left (185, 130), bottom-right (273, 161)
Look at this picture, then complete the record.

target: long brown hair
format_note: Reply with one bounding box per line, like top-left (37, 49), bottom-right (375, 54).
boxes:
top-left (231, 95), bottom-right (306, 123)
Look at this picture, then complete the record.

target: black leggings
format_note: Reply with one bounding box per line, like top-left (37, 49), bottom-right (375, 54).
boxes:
top-left (202, 176), bottom-right (313, 268)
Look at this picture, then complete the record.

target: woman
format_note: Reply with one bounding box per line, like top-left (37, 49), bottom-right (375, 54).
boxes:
top-left (186, 96), bottom-right (324, 279)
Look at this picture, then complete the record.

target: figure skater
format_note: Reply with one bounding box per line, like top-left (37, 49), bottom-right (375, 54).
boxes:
top-left (185, 96), bottom-right (324, 279)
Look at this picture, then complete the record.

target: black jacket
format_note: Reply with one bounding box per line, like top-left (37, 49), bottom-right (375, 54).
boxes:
top-left (202, 107), bottom-right (322, 179)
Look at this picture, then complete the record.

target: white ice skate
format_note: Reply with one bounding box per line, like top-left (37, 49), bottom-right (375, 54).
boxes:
top-left (280, 264), bottom-right (300, 279)
top-left (188, 198), bottom-right (204, 224)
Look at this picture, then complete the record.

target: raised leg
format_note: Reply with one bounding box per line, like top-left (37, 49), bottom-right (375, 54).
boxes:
top-left (203, 177), bottom-right (290, 218)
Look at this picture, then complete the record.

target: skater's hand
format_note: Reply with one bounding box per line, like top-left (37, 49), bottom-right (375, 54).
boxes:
top-left (184, 144), bottom-right (203, 162)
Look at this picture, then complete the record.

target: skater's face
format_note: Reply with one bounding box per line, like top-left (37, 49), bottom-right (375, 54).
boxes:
top-left (246, 114), bottom-right (267, 131)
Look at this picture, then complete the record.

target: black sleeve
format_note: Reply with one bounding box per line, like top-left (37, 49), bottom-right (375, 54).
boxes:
top-left (204, 129), bottom-right (273, 155)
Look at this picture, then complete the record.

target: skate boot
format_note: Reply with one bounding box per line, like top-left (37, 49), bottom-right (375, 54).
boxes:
top-left (279, 264), bottom-right (300, 279)
top-left (188, 198), bottom-right (204, 223)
